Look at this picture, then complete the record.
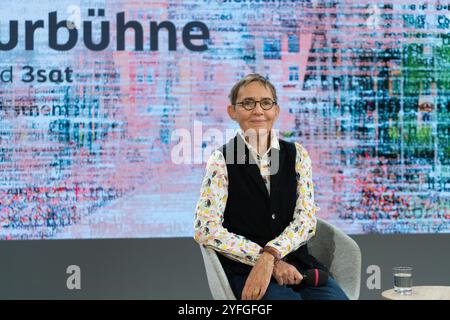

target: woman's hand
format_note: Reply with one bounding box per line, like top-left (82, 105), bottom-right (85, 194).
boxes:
top-left (272, 260), bottom-right (303, 286)
top-left (241, 252), bottom-right (275, 300)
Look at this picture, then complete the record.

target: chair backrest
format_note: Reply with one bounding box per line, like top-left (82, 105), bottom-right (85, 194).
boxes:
top-left (308, 218), bottom-right (362, 300)
top-left (199, 218), bottom-right (361, 300)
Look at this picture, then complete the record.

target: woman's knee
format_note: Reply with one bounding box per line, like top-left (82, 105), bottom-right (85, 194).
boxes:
top-left (297, 276), bottom-right (350, 300)
top-left (323, 277), bottom-right (350, 300)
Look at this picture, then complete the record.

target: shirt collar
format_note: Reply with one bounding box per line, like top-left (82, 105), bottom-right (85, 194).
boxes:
top-left (237, 128), bottom-right (280, 157)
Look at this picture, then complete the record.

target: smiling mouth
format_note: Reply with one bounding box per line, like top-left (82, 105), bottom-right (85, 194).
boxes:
top-left (250, 119), bottom-right (267, 122)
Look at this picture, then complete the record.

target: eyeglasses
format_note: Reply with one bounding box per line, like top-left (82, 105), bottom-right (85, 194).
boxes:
top-left (235, 98), bottom-right (277, 111)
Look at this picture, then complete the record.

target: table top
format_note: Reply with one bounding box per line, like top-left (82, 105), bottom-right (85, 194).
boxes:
top-left (382, 286), bottom-right (450, 300)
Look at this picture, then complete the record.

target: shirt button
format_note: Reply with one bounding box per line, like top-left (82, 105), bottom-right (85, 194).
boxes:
top-left (272, 213), bottom-right (276, 219)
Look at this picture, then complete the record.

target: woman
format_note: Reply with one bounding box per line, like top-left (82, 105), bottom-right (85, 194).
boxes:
top-left (194, 73), bottom-right (348, 300)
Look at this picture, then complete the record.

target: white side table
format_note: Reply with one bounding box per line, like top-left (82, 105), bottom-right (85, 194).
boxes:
top-left (382, 286), bottom-right (450, 300)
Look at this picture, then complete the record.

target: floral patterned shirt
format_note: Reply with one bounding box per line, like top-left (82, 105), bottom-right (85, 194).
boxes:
top-left (193, 131), bottom-right (319, 266)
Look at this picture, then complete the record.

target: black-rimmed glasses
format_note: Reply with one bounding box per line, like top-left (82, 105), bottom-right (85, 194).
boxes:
top-left (235, 98), bottom-right (277, 111)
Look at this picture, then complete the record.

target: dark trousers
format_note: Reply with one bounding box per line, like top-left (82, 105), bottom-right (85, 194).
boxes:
top-left (225, 270), bottom-right (350, 300)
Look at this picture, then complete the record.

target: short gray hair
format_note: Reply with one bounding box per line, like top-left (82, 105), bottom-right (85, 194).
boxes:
top-left (228, 73), bottom-right (278, 105)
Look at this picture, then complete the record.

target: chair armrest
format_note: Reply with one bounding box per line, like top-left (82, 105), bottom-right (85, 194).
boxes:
top-left (199, 245), bottom-right (236, 300)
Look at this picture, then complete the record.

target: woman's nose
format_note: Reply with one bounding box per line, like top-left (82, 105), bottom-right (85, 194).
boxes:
top-left (252, 101), bottom-right (264, 114)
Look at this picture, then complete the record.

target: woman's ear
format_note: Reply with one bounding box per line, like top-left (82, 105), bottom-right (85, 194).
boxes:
top-left (227, 104), bottom-right (237, 120)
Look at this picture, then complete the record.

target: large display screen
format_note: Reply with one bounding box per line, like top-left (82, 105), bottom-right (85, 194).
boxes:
top-left (1, 0), bottom-right (449, 239)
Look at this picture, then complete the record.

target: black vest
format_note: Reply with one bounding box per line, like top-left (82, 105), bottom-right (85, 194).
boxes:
top-left (217, 135), bottom-right (327, 274)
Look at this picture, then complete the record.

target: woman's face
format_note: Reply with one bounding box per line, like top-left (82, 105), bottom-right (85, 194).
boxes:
top-left (227, 81), bottom-right (279, 134)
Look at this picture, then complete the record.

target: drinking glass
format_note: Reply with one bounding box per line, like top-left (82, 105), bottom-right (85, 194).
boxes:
top-left (393, 267), bottom-right (413, 295)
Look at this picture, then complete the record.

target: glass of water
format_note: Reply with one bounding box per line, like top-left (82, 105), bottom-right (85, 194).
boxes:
top-left (393, 267), bottom-right (413, 295)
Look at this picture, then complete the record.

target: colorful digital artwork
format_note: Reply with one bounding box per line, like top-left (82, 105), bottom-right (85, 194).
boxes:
top-left (0, 0), bottom-right (449, 239)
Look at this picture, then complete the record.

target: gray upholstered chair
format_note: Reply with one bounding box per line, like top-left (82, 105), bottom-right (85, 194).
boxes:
top-left (199, 217), bottom-right (361, 300)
